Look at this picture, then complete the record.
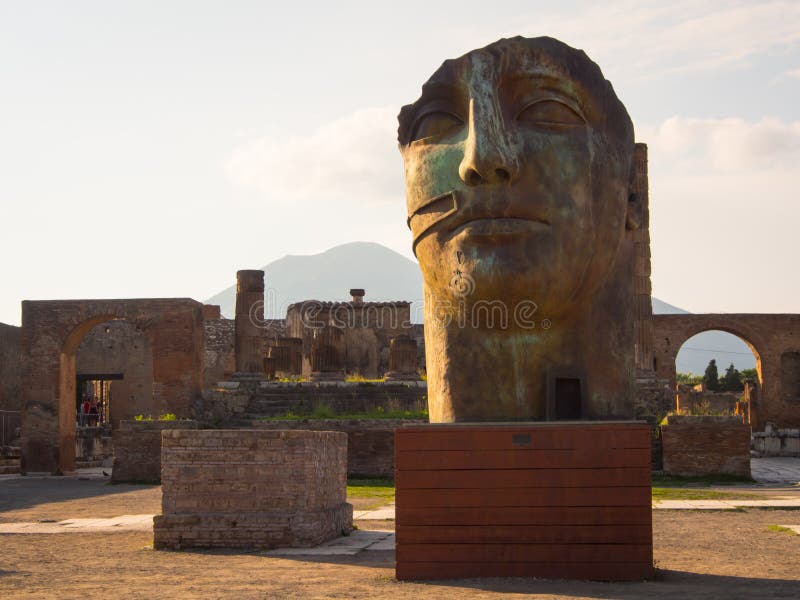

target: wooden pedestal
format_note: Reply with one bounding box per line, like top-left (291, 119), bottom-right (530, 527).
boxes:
top-left (395, 422), bottom-right (653, 581)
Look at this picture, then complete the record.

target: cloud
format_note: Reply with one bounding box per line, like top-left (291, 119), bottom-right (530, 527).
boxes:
top-left (513, 1), bottom-right (800, 79)
top-left (639, 115), bottom-right (800, 312)
top-left (225, 106), bottom-right (404, 205)
top-left (640, 116), bottom-right (800, 172)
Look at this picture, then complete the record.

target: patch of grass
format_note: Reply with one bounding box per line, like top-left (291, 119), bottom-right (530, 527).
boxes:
top-left (766, 525), bottom-right (797, 535)
top-left (133, 413), bottom-right (178, 421)
top-left (651, 473), bottom-right (755, 487)
top-left (344, 374), bottom-right (385, 383)
top-left (347, 478), bottom-right (395, 501)
top-left (652, 488), bottom-right (760, 501)
top-left (257, 406), bottom-right (428, 421)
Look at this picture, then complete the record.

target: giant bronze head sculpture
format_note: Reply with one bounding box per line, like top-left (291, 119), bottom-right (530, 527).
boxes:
top-left (398, 37), bottom-right (641, 422)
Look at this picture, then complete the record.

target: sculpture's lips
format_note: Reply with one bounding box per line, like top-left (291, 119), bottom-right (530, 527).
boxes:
top-left (449, 217), bottom-right (550, 239)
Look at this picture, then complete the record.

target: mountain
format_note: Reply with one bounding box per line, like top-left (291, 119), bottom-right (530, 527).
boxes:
top-left (205, 242), bottom-right (756, 372)
top-left (205, 241), bottom-right (424, 321)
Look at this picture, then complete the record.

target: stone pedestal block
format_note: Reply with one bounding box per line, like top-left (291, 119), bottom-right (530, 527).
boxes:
top-left (385, 335), bottom-right (420, 381)
top-left (153, 429), bottom-right (352, 549)
top-left (395, 422), bottom-right (653, 581)
top-left (661, 415), bottom-right (751, 477)
top-left (310, 326), bottom-right (345, 382)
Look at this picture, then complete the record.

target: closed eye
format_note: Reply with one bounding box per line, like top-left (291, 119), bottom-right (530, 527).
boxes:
top-left (516, 99), bottom-right (584, 128)
top-left (410, 111), bottom-right (464, 142)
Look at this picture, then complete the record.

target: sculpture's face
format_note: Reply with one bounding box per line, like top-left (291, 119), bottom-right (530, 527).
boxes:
top-left (399, 37), bottom-right (634, 317)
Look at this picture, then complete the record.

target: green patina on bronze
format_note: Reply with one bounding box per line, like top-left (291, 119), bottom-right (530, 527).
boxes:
top-left (398, 36), bottom-right (641, 422)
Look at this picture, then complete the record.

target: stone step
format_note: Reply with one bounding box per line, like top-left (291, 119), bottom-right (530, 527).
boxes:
top-left (0, 459), bottom-right (21, 474)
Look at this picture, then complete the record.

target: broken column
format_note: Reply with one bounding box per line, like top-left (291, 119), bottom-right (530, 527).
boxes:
top-left (268, 343), bottom-right (292, 378)
top-left (310, 326), bottom-right (345, 382)
top-left (284, 337), bottom-right (303, 376)
top-left (385, 335), bottom-right (420, 381)
top-left (234, 270), bottom-right (265, 378)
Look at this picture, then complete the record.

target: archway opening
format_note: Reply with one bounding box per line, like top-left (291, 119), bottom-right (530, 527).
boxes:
top-left (59, 316), bottom-right (154, 473)
top-left (674, 329), bottom-right (760, 420)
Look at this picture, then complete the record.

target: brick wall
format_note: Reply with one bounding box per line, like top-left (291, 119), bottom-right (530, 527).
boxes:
top-left (153, 429), bottom-right (352, 549)
top-left (251, 418), bottom-right (425, 477)
top-left (0, 322), bottom-right (21, 411)
top-left (111, 419), bottom-right (198, 483)
top-left (661, 415), bottom-right (751, 477)
top-left (195, 380), bottom-right (428, 425)
top-left (203, 318), bottom-right (235, 388)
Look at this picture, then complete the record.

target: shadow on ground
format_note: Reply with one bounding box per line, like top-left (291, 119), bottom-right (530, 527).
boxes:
top-left (0, 477), bottom-right (157, 513)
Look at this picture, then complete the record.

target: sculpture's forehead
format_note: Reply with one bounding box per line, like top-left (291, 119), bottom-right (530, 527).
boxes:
top-left (421, 41), bottom-right (595, 99)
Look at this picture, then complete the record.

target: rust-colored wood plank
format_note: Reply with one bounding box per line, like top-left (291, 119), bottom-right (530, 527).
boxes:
top-left (397, 426), bottom-right (650, 452)
top-left (396, 505), bottom-right (652, 526)
top-left (395, 448), bottom-right (651, 470)
top-left (396, 561), bottom-right (654, 581)
top-left (395, 467), bottom-right (651, 489)
top-left (397, 543), bottom-right (652, 564)
top-left (396, 524), bottom-right (652, 544)
top-left (396, 486), bottom-right (651, 508)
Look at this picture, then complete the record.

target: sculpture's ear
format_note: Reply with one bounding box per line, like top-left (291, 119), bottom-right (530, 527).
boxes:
top-left (626, 191), bottom-right (642, 230)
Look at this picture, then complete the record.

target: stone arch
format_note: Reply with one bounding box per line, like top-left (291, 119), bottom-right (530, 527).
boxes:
top-left (76, 320), bottom-right (154, 426)
top-left (652, 314), bottom-right (800, 430)
top-left (20, 298), bottom-right (204, 474)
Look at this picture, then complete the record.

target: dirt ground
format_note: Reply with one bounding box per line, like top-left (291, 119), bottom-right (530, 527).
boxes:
top-left (1, 478), bottom-right (799, 599)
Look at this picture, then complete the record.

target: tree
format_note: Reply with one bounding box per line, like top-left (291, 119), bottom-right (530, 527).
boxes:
top-left (703, 359), bottom-right (720, 391)
top-left (739, 368), bottom-right (758, 382)
top-left (720, 363), bottom-right (744, 392)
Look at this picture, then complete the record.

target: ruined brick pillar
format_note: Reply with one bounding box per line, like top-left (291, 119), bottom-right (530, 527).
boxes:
top-left (283, 337), bottom-right (303, 376)
top-left (268, 344), bottom-right (292, 378)
top-left (310, 326), bottom-right (345, 382)
top-left (234, 270), bottom-right (265, 377)
top-left (632, 143), bottom-right (654, 374)
top-left (385, 335), bottom-right (420, 381)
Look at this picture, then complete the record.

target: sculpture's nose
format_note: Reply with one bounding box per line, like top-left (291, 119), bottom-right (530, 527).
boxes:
top-left (459, 98), bottom-right (520, 186)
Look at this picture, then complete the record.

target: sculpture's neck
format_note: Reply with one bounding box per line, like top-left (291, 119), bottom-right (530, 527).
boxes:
top-left (423, 298), bottom-right (587, 422)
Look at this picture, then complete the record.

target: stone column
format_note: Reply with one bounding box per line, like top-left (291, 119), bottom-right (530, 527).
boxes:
top-left (385, 335), bottom-right (420, 381)
top-left (310, 326), bottom-right (345, 382)
top-left (632, 143), bottom-right (654, 374)
top-left (234, 270), bottom-right (265, 378)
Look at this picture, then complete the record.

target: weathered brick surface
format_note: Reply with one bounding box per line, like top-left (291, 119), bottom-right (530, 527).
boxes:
top-left (111, 420), bottom-right (198, 483)
top-left (252, 418), bottom-right (425, 477)
top-left (661, 415), bottom-right (751, 477)
top-left (195, 381), bottom-right (428, 425)
top-left (203, 318), bottom-right (235, 388)
top-left (286, 301), bottom-right (424, 379)
top-left (0, 322), bottom-right (22, 411)
top-left (153, 429), bottom-right (352, 549)
top-left (19, 298), bottom-right (205, 473)
top-left (652, 314), bottom-right (800, 430)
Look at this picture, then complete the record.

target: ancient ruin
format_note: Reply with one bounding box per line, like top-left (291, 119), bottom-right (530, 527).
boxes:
top-left (153, 430), bottom-right (352, 549)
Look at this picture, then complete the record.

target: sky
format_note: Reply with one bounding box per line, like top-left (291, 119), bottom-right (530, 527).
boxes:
top-left (1, 0), bottom-right (798, 327)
